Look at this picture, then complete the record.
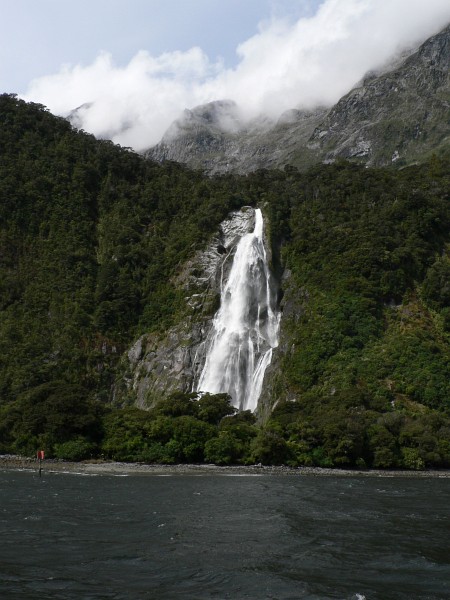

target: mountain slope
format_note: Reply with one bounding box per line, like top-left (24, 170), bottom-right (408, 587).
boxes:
top-left (309, 22), bottom-right (450, 166)
top-left (146, 24), bottom-right (450, 173)
top-left (146, 100), bottom-right (327, 174)
top-left (1, 94), bottom-right (450, 469)
top-left (0, 94), bottom-right (245, 405)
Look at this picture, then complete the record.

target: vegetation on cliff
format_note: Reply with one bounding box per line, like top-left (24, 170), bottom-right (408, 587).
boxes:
top-left (0, 94), bottom-right (449, 469)
top-left (252, 159), bottom-right (450, 468)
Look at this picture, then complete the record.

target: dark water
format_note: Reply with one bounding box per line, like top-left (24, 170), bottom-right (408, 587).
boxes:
top-left (0, 470), bottom-right (449, 600)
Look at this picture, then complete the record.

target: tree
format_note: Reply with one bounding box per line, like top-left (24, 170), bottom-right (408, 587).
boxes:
top-left (196, 393), bottom-right (236, 424)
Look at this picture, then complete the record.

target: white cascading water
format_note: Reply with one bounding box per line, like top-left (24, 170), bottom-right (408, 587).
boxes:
top-left (196, 208), bottom-right (279, 411)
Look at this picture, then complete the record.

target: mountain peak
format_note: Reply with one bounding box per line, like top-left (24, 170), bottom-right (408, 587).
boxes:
top-left (146, 24), bottom-right (450, 173)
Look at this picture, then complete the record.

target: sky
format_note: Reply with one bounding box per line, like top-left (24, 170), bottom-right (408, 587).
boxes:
top-left (2, 0), bottom-right (449, 150)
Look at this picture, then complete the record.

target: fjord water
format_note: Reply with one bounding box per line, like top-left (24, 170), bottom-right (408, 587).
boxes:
top-left (1, 470), bottom-right (449, 600)
top-left (197, 208), bottom-right (279, 411)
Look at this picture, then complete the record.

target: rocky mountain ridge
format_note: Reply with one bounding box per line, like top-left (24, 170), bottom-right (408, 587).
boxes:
top-left (145, 24), bottom-right (450, 174)
top-left (309, 21), bottom-right (450, 166)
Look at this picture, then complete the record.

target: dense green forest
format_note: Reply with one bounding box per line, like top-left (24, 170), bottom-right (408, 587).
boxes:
top-left (0, 94), bottom-right (449, 468)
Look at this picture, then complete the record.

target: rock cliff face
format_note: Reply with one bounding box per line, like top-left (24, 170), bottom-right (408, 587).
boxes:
top-left (117, 208), bottom-right (256, 408)
top-left (148, 100), bottom-right (243, 173)
top-left (146, 101), bottom-right (326, 174)
top-left (309, 23), bottom-right (450, 166)
top-left (145, 24), bottom-right (449, 174)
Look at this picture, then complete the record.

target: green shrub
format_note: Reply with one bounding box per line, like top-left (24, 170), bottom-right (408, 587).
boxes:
top-left (53, 438), bottom-right (97, 461)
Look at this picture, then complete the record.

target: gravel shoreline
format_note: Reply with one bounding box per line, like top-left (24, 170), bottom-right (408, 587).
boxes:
top-left (1, 454), bottom-right (449, 478)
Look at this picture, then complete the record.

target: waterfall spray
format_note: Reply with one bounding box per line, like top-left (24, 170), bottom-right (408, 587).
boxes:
top-left (196, 208), bottom-right (279, 411)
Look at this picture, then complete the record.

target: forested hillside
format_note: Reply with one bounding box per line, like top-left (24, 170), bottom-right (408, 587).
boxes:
top-left (254, 161), bottom-right (450, 468)
top-left (0, 94), bottom-right (449, 468)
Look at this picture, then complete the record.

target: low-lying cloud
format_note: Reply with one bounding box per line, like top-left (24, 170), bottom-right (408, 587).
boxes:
top-left (23, 0), bottom-right (450, 151)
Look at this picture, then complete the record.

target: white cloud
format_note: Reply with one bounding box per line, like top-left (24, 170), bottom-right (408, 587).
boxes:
top-left (24, 48), bottom-right (222, 149)
top-left (23, 0), bottom-right (450, 150)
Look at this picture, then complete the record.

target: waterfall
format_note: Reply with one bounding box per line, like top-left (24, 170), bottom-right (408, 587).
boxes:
top-left (196, 208), bottom-right (279, 411)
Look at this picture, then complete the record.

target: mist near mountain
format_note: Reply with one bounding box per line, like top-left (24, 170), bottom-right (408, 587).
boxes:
top-left (147, 24), bottom-right (449, 174)
top-left (22, 0), bottom-right (450, 150)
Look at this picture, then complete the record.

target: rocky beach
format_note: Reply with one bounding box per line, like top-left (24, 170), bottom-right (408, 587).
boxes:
top-left (1, 454), bottom-right (449, 478)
